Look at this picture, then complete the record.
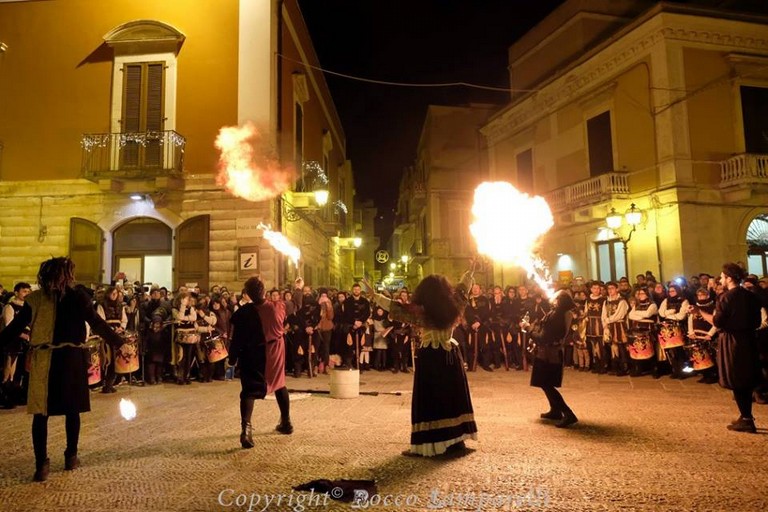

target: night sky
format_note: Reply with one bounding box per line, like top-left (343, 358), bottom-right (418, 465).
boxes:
top-left (297, 0), bottom-right (565, 240)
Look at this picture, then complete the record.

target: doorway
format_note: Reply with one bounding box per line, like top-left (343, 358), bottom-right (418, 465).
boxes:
top-left (112, 217), bottom-right (173, 289)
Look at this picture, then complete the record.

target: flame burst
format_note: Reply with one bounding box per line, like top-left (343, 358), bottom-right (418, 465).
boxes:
top-left (258, 223), bottom-right (300, 267)
top-left (215, 122), bottom-right (295, 202)
top-left (120, 398), bottom-right (137, 421)
top-left (470, 182), bottom-right (555, 296)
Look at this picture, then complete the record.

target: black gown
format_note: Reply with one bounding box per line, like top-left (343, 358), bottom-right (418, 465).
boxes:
top-left (530, 309), bottom-right (570, 389)
top-left (229, 303), bottom-right (268, 400)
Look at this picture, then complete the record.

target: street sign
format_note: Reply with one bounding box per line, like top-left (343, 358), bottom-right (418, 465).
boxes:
top-left (375, 250), bottom-right (389, 263)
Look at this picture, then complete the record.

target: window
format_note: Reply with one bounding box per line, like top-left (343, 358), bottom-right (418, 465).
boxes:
top-left (449, 208), bottom-right (471, 256)
top-left (516, 149), bottom-right (533, 193)
top-left (595, 239), bottom-right (625, 282)
top-left (741, 86), bottom-right (768, 154)
top-left (121, 62), bottom-right (165, 168)
top-left (587, 111), bottom-right (614, 176)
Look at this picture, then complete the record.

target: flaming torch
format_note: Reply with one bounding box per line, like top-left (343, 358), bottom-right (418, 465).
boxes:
top-left (469, 181), bottom-right (555, 296)
top-left (257, 223), bottom-right (300, 267)
top-left (215, 122), bottom-right (296, 202)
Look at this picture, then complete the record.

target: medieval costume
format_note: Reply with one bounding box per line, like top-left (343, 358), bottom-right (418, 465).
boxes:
top-left (96, 289), bottom-right (127, 393)
top-left (527, 292), bottom-right (578, 428)
top-left (602, 289), bottom-right (629, 376)
top-left (342, 289), bottom-right (371, 369)
top-left (294, 294), bottom-right (320, 377)
top-left (711, 277), bottom-right (762, 432)
top-left (369, 272), bottom-right (477, 457)
top-left (688, 293), bottom-right (719, 384)
top-left (371, 306), bottom-right (392, 371)
top-left (657, 285), bottom-right (689, 379)
top-left (488, 289), bottom-right (508, 370)
top-left (465, 287), bottom-right (491, 371)
top-left (627, 290), bottom-right (658, 376)
top-left (0, 258), bottom-right (124, 482)
top-left (229, 277), bottom-right (293, 448)
top-left (390, 295), bottom-right (412, 374)
top-left (584, 289), bottom-right (606, 373)
top-left (172, 296), bottom-right (197, 385)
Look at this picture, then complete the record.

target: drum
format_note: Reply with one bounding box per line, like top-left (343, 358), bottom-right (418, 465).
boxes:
top-left (203, 335), bottom-right (229, 363)
top-left (115, 331), bottom-right (140, 374)
top-left (628, 331), bottom-right (654, 360)
top-left (686, 339), bottom-right (715, 371)
top-left (175, 329), bottom-right (201, 345)
top-left (658, 322), bottom-right (684, 349)
top-left (85, 336), bottom-right (102, 386)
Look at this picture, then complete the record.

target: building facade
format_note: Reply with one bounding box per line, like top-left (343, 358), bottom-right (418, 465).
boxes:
top-left (0, 0), bottom-right (360, 292)
top-left (391, 105), bottom-right (496, 289)
top-left (483, 0), bottom-right (768, 286)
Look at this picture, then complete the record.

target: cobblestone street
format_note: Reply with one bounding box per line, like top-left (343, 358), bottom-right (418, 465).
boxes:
top-left (1, 368), bottom-right (767, 512)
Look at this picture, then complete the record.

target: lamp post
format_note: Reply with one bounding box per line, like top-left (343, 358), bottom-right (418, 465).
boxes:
top-left (605, 203), bottom-right (642, 278)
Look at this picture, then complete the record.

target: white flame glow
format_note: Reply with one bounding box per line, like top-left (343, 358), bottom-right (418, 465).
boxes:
top-left (469, 181), bottom-right (555, 296)
top-left (120, 398), bottom-right (137, 421)
top-left (258, 223), bottom-right (300, 267)
top-left (215, 122), bottom-right (296, 202)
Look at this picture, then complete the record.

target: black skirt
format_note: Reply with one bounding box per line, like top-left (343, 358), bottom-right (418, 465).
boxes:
top-left (530, 347), bottom-right (564, 388)
top-left (47, 347), bottom-right (90, 416)
top-left (410, 345), bottom-right (477, 456)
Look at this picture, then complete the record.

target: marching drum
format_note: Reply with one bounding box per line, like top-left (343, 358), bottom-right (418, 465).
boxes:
top-left (115, 331), bottom-right (140, 374)
top-left (628, 331), bottom-right (655, 360)
top-left (203, 335), bottom-right (229, 363)
top-left (175, 329), bottom-right (201, 345)
top-left (85, 336), bottom-right (102, 386)
top-left (686, 331), bottom-right (715, 371)
top-left (657, 321), bottom-right (684, 350)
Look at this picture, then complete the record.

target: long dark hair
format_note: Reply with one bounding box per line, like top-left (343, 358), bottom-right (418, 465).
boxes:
top-left (37, 257), bottom-right (75, 297)
top-left (411, 274), bottom-right (462, 330)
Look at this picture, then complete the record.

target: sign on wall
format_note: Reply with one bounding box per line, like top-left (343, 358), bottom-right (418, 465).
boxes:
top-left (236, 218), bottom-right (263, 239)
top-left (238, 246), bottom-right (260, 279)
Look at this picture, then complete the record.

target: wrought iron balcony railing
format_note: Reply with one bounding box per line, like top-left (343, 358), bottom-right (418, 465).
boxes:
top-left (720, 153), bottom-right (768, 188)
top-left (545, 172), bottom-right (630, 213)
top-left (81, 130), bottom-right (185, 180)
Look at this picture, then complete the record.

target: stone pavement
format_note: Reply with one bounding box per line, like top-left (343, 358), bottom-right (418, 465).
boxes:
top-left (1, 368), bottom-right (767, 512)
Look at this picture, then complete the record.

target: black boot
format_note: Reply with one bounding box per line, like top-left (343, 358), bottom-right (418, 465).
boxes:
top-left (240, 422), bottom-right (254, 448)
top-left (540, 410), bottom-right (563, 420)
top-left (275, 419), bottom-right (294, 435)
top-left (33, 458), bottom-right (50, 482)
top-left (64, 453), bottom-right (80, 471)
top-left (556, 412), bottom-right (578, 428)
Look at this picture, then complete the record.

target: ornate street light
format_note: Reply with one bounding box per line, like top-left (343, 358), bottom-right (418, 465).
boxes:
top-left (605, 203), bottom-right (643, 277)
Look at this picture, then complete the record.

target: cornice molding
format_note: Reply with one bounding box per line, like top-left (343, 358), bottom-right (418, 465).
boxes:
top-left (484, 19), bottom-right (768, 145)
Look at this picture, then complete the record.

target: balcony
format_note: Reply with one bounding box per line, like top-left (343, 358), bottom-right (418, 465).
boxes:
top-left (81, 130), bottom-right (185, 181)
top-left (545, 172), bottom-right (630, 213)
top-left (720, 154), bottom-right (768, 188)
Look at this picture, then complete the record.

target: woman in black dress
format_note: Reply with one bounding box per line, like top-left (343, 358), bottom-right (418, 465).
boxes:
top-left (0, 258), bottom-right (124, 481)
top-left (364, 270), bottom-right (477, 457)
top-left (523, 291), bottom-right (578, 428)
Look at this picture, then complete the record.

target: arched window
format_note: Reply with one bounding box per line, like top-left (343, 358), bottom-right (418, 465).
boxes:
top-left (747, 214), bottom-right (768, 276)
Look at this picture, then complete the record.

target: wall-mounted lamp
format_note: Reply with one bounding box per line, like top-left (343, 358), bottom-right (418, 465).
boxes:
top-left (129, 193), bottom-right (146, 201)
top-left (313, 188), bottom-right (329, 207)
top-left (0, 42), bottom-right (8, 53)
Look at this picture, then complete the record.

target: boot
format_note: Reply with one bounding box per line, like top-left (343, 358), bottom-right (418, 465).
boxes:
top-left (275, 418), bottom-right (294, 435)
top-left (64, 453), bottom-right (80, 471)
top-left (727, 417), bottom-right (757, 433)
top-left (540, 410), bottom-right (563, 420)
top-left (240, 422), bottom-right (254, 448)
top-left (33, 458), bottom-right (50, 482)
top-left (556, 412), bottom-right (578, 428)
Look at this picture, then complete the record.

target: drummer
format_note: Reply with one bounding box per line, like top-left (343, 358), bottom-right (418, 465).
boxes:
top-left (658, 284), bottom-right (690, 379)
top-left (172, 291), bottom-right (197, 385)
top-left (627, 288), bottom-right (658, 377)
top-left (687, 287), bottom-right (719, 384)
top-left (195, 296), bottom-right (217, 383)
top-left (96, 286), bottom-right (127, 394)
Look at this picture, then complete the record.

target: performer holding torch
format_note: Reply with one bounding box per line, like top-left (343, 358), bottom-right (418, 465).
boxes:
top-left (0, 257), bottom-right (124, 481)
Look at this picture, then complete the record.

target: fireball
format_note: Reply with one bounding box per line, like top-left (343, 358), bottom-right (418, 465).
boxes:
top-left (258, 223), bottom-right (301, 267)
top-left (215, 122), bottom-right (296, 202)
top-left (120, 398), bottom-right (137, 421)
top-left (470, 181), bottom-right (555, 295)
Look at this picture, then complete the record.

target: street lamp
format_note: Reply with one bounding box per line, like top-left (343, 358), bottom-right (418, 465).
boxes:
top-left (605, 203), bottom-right (643, 277)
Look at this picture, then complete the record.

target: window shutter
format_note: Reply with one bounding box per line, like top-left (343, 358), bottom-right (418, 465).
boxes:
top-left (146, 63), bottom-right (164, 131)
top-left (123, 64), bottom-right (142, 132)
top-left (69, 218), bottom-right (104, 286)
top-left (174, 215), bottom-right (210, 292)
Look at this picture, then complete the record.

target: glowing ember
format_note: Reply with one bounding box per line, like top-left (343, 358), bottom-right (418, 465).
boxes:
top-left (215, 122), bottom-right (296, 202)
top-left (120, 398), bottom-right (137, 421)
top-left (470, 181), bottom-right (555, 295)
top-left (258, 223), bottom-right (300, 267)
